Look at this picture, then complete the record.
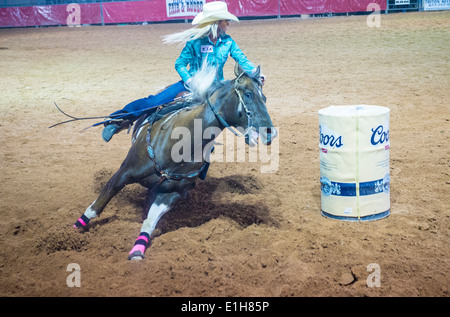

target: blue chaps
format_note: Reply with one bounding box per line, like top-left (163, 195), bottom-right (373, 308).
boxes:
top-left (110, 81), bottom-right (186, 121)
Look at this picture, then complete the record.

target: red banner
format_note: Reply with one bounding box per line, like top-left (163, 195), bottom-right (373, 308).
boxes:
top-left (0, 3), bottom-right (101, 28)
top-left (102, 1), bottom-right (166, 24)
top-left (280, 0), bottom-right (386, 15)
top-left (0, 0), bottom-right (387, 28)
top-left (225, 0), bottom-right (278, 17)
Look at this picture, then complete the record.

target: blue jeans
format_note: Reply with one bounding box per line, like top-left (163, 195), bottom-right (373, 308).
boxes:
top-left (109, 80), bottom-right (186, 121)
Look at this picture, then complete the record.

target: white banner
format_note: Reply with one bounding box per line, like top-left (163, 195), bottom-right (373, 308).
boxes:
top-left (424, 0), bottom-right (450, 10)
top-left (166, 0), bottom-right (205, 18)
top-left (395, 0), bottom-right (410, 5)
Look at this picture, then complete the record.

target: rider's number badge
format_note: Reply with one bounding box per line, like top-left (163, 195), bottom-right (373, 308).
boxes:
top-left (201, 45), bottom-right (214, 53)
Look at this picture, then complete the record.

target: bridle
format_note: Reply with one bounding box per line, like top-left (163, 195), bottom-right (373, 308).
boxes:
top-left (206, 72), bottom-right (257, 138)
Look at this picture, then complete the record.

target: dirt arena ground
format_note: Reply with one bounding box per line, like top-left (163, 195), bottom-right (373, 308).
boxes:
top-left (0, 11), bottom-right (449, 297)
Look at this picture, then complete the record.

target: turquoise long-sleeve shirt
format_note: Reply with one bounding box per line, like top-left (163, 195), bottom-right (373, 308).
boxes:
top-left (175, 34), bottom-right (255, 83)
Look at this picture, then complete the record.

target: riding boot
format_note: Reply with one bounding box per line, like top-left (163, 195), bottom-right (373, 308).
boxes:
top-left (102, 119), bottom-right (132, 142)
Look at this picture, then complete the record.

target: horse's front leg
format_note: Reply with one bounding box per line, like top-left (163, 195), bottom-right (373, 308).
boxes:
top-left (73, 165), bottom-right (135, 230)
top-left (73, 139), bottom-right (151, 230)
top-left (128, 191), bottom-right (181, 260)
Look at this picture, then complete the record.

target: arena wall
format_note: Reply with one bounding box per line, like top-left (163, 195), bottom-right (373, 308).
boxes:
top-left (0, 0), bottom-right (387, 28)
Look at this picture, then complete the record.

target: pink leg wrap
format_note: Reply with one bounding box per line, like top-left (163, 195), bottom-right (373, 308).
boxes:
top-left (136, 235), bottom-right (149, 244)
top-left (73, 215), bottom-right (89, 229)
top-left (129, 244), bottom-right (146, 255)
top-left (77, 217), bottom-right (87, 226)
top-left (128, 232), bottom-right (150, 257)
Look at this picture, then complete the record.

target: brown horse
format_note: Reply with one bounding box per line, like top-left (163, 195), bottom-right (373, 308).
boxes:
top-left (73, 63), bottom-right (277, 260)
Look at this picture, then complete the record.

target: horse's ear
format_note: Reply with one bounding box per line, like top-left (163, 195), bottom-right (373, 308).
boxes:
top-left (234, 63), bottom-right (245, 77)
top-left (253, 66), bottom-right (261, 79)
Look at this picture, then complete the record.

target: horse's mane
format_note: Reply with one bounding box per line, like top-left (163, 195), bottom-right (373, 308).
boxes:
top-left (185, 62), bottom-right (262, 105)
top-left (185, 62), bottom-right (221, 103)
top-left (188, 80), bottom-right (230, 105)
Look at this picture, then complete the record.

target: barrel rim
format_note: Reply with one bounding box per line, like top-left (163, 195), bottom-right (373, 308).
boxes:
top-left (321, 209), bottom-right (390, 222)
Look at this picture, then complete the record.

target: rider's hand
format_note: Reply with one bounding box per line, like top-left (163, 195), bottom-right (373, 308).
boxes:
top-left (260, 73), bottom-right (266, 86)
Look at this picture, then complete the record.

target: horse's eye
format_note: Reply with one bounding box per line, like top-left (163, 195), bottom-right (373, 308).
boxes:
top-left (245, 92), bottom-right (253, 99)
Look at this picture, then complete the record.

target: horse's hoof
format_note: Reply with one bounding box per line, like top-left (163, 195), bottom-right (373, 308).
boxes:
top-left (128, 251), bottom-right (145, 261)
top-left (72, 224), bottom-right (86, 232)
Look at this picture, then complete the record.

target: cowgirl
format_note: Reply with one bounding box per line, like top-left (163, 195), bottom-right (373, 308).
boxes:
top-left (102, 1), bottom-right (264, 142)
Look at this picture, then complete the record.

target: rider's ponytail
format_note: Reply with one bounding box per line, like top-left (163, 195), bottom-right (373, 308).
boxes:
top-left (163, 21), bottom-right (219, 45)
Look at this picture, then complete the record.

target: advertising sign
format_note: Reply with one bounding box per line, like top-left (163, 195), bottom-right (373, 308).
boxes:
top-left (424, 0), bottom-right (450, 10)
top-left (395, 0), bottom-right (410, 5)
top-left (166, 0), bottom-right (205, 18)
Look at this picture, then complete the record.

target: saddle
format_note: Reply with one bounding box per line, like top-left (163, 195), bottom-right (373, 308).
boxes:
top-left (131, 91), bottom-right (193, 142)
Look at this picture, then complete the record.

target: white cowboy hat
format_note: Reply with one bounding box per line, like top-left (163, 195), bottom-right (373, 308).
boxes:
top-left (192, 1), bottom-right (239, 25)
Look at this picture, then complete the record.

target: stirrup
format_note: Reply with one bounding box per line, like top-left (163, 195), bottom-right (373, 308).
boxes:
top-left (102, 119), bottom-right (132, 142)
top-left (102, 124), bottom-right (120, 142)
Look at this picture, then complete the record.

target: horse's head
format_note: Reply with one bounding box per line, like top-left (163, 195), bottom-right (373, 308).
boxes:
top-left (225, 63), bottom-right (278, 147)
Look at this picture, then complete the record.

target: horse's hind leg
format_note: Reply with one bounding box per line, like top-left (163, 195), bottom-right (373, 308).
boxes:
top-left (128, 191), bottom-right (181, 260)
top-left (73, 166), bottom-right (133, 229)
